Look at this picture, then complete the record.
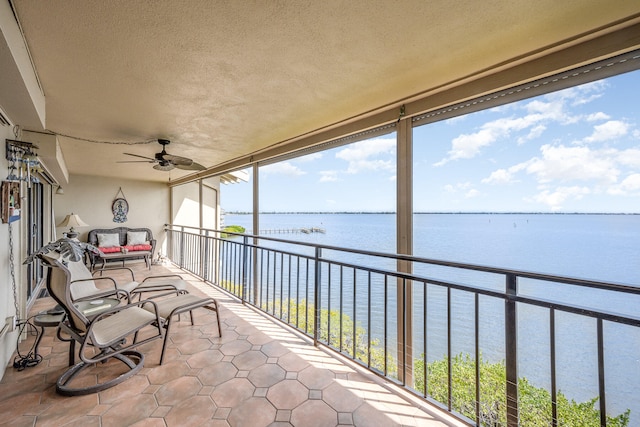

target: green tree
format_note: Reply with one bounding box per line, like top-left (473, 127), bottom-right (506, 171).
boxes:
top-left (414, 353), bottom-right (630, 426)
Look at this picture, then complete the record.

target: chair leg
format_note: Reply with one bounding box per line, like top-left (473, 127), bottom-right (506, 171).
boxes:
top-left (159, 320), bottom-right (172, 365)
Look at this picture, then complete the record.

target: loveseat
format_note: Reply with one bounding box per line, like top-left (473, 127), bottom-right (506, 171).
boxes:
top-left (87, 227), bottom-right (156, 270)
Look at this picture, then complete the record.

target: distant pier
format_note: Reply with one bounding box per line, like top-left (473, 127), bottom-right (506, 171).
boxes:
top-left (259, 227), bottom-right (325, 234)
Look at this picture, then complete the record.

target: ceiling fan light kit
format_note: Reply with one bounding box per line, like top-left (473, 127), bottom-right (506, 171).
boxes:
top-left (119, 139), bottom-right (205, 171)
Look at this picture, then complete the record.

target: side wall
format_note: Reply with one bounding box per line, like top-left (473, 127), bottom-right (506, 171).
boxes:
top-left (0, 125), bottom-right (24, 376)
top-left (54, 174), bottom-right (170, 256)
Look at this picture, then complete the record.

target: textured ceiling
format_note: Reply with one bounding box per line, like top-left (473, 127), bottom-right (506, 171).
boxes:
top-left (8, 0), bottom-right (640, 182)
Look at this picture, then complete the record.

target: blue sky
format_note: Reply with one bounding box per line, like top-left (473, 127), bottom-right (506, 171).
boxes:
top-left (221, 70), bottom-right (640, 213)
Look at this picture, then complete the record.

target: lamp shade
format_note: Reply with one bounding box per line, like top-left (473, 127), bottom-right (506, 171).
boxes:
top-left (57, 213), bottom-right (89, 229)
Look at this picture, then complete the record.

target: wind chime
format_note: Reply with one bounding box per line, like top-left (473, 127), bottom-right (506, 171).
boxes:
top-left (5, 139), bottom-right (41, 187)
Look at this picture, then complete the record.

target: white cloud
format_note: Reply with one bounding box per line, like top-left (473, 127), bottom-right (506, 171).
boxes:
top-left (319, 170), bottom-right (339, 182)
top-left (336, 138), bottom-right (396, 173)
top-left (465, 189), bottom-right (480, 198)
top-left (616, 148), bottom-right (640, 167)
top-left (482, 163), bottom-right (528, 185)
top-left (435, 89), bottom-right (592, 165)
top-left (525, 144), bottom-right (619, 184)
top-left (529, 186), bottom-right (591, 211)
top-left (608, 174), bottom-right (640, 196)
top-left (517, 124), bottom-right (546, 145)
top-left (482, 169), bottom-right (513, 184)
top-left (582, 120), bottom-right (629, 144)
top-left (586, 112), bottom-right (610, 122)
top-left (261, 162), bottom-right (306, 176)
top-left (444, 181), bottom-right (475, 194)
top-left (336, 138), bottom-right (395, 161)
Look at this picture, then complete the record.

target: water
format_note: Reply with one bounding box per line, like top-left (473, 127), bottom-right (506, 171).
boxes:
top-left (224, 212), bottom-right (640, 421)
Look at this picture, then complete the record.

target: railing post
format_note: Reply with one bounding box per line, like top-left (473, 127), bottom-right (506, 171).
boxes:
top-left (313, 247), bottom-right (322, 346)
top-left (241, 236), bottom-right (249, 304)
top-left (505, 273), bottom-right (518, 426)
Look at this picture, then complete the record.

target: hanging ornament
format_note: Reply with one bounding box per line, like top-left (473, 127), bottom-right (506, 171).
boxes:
top-left (112, 187), bottom-right (129, 223)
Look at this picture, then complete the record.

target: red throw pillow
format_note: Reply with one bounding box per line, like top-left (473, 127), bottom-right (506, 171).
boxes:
top-left (98, 246), bottom-right (122, 253)
top-left (123, 244), bottom-right (152, 252)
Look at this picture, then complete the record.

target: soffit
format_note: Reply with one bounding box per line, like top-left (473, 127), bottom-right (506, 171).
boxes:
top-left (8, 0), bottom-right (640, 183)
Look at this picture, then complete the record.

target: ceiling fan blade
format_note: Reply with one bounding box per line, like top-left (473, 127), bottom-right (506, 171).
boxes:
top-left (163, 154), bottom-right (193, 166)
top-left (117, 160), bottom-right (155, 163)
top-left (153, 163), bottom-right (175, 171)
top-left (175, 162), bottom-right (206, 171)
top-left (124, 152), bottom-right (157, 161)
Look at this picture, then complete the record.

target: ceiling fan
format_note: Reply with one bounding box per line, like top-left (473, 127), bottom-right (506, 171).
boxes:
top-left (119, 139), bottom-right (205, 171)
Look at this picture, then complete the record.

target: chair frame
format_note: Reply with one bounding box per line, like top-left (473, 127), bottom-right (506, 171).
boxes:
top-left (40, 253), bottom-right (164, 396)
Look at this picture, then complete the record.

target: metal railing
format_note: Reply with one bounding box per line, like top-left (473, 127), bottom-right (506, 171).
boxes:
top-left (166, 224), bottom-right (640, 427)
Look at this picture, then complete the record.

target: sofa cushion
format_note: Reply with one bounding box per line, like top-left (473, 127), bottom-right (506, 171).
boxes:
top-left (98, 246), bottom-right (122, 253)
top-left (123, 244), bottom-right (153, 252)
top-left (126, 231), bottom-right (148, 246)
top-left (97, 233), bottom-right (120, 248)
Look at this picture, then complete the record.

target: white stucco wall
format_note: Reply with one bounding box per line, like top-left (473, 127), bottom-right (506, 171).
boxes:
top-left (53, 174), bottom-right (170, 254)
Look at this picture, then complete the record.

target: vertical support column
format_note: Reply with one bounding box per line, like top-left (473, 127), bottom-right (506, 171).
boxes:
top-left (241, 235), bottom-right (249, 304)
top-left (252, 163), bottom-right (260, 303)
top-left (203, 229), bottom-right (210, 282)
top-left (396, 116), bottom-right (413, 385)
top-left (313, 247), bottom-right (322, 346)
top-left (179, 225), bottom-right (185, 268)
top-left (505, 273), bottom-right (518, 426)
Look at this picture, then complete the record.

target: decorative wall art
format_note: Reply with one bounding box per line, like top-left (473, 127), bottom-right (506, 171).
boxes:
top-left (112, 187), bottom-right (129, 223)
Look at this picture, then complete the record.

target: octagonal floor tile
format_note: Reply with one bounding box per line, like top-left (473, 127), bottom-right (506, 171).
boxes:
top-left (198, 362), bottom-right (238, 387)
top-left (186, 349), bottom-right (224, 369)
top-left (155, 376), bottom-right (202, 406)
top-left (266, 379), bottom-right (308, 410)
top-left (210, 377), bottom-right (255, 407)
top-left (297, 366), bottom-right (335, 390)
top-left (247, 364), bottom-right (286, 388)
top-left (290, 400), bottom-right (337, 427)
top-left (219, 339), bottom-right (252, 356)
top-left (227, 397), bottom-right (276, 427)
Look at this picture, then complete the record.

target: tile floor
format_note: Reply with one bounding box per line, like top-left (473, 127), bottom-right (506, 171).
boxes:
top-left (1, 263), bottom-right (465, 427)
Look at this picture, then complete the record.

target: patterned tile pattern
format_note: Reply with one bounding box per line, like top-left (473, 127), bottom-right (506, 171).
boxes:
top-left (1, 263), bottom-right (464, 426)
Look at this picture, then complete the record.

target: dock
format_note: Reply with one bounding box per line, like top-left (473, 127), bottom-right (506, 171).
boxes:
top-left (259, 227), bottom-right (325, 234)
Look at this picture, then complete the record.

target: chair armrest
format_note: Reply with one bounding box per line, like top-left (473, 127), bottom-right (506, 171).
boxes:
top-left (140, 274), bottom-right (184, 283)
top-left (71, 277), bottom-right (131, 303)
top-left (92, 266), bottom-right (136, 281)
top-left (73, 288), bottom-right (131, 303)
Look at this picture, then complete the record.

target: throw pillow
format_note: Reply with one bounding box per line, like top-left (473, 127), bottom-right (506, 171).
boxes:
top-left (127, 231), bottom-right (148, 246)
top-left (97, 233), bottom-right (120, 248)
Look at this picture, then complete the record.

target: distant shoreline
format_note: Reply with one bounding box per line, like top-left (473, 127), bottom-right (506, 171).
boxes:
top-left (226, 211), bottom-right (639, 215)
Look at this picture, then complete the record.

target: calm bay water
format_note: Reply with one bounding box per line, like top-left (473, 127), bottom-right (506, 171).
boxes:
top-left (225, 213), bottom-right (640, 420)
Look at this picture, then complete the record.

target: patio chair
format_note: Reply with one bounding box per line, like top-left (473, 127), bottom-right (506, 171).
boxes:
top-left (63, 256), bottom-right (187, 303)
top-left (39, 252), bottom-right (164, 396)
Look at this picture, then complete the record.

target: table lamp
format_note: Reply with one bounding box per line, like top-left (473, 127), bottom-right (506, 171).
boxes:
top-left (57, 213), bottom-right (89, 239)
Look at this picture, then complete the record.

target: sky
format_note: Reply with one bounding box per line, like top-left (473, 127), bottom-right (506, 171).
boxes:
top-left (221, 70), bottom-right (640, 213)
